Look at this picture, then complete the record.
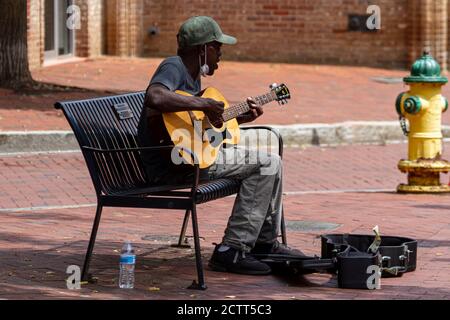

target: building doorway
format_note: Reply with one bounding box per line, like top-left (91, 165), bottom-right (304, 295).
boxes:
top-left (44, 0), bottom-right (75, 61)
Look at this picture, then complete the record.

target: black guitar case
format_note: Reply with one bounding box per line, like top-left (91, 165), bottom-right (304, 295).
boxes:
top-left (252, 234), bottom-right (417, 289)
top-left (321, 234), bottom-right (417, 289)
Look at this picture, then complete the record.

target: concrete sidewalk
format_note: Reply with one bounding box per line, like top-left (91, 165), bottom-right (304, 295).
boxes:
top-left (0, 143), bottom-right (449, 299)
top-left (2, 57), bottom-right (450, 152)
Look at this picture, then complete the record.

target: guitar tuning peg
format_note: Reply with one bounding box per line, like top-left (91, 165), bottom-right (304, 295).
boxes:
top-left (270, 83), bottom-right (278, 90)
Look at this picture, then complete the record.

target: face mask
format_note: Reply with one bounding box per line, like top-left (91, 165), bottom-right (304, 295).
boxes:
top-left (199, 44), bottom-right (209, 77)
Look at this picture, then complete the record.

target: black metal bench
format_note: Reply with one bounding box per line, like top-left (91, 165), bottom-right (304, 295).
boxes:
top-left (55, 91), bottom-right (287, 290)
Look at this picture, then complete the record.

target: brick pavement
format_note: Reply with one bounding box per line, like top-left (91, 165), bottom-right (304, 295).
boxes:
top-left (4, 57), bottom-right (450, 131)
top-left (0, 144), bottom-right (406, 210)
top-left (1, 143), bottom-right (450, 299)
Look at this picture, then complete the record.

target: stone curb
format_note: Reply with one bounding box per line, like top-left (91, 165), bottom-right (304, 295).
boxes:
top-left (270, 121), bottom-right (410, 147)
top-left (1, 121), bottom-right (450, 153)
top-left (0, 131), bottom-right (78, 153)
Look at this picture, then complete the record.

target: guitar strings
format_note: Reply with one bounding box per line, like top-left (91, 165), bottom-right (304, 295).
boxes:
top-left (222, 92), bottom-right (276, 122)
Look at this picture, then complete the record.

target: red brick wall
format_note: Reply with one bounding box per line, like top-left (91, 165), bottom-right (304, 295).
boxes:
top-left (25, 0), bottom-right (450, 70)
top-left (105, 0), bottom-right (118, 55)
top-left (142, 0), bottom-right (410, 68)
top-left (87, 0), bottom-right (103, 57)
top-left (27, 0), bottom-right (44, 70)
top-left (406, 0), bottom-right (448, 71)
top-left (104, 0), bottom-right (143, 57)
top-left (73, 0), bottom-right (104, 57)
top-left (429, 0), bottom-right (448, 71)
top-left (74, 0), bottom-right (89, 57)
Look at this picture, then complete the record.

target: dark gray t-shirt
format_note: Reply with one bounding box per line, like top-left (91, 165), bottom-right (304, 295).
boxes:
top-left (150, 56), bottom-right (201, 103)
top-left (137, 56), bottom-right (202, 184)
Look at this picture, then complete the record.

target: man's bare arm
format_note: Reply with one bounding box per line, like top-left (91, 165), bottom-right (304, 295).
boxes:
top-left (144, 84), bottom-right (224, 124)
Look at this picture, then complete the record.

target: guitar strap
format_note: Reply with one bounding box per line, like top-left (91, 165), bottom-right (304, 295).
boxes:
top-left (187, 111), bottom-right (206, 142)
top-left (187, 110), bottom-right (201, 122)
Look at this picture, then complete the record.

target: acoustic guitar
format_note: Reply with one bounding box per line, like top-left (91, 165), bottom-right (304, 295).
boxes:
top-left (162, 83), bottom-right (291, 168)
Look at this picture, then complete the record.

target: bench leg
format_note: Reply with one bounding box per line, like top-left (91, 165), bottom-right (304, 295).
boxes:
top-left (188, 205), bottom-right (207, 290)
top-left (281, 207), bottom-right (288, 245)
top-left (172, 209), bottom-right (191, 248)
top-left (81, 203), bottom-right (103, 282)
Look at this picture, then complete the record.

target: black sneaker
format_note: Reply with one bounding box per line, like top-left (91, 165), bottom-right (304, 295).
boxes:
top-left (208, 245), bottom-right (272, 275)
top-left (251, 241), bottom-right (307, 257)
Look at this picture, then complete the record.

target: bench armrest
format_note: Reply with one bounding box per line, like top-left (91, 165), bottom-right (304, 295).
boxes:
top-left (240, 125), bottom-right (284, 158)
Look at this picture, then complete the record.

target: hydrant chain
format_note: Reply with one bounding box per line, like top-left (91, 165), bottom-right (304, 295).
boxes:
top-left (399, 116), bottom-right (409, 137)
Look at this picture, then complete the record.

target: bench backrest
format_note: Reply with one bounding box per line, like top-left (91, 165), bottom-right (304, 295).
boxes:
top-left (55, 92), bottom-right (148, 195)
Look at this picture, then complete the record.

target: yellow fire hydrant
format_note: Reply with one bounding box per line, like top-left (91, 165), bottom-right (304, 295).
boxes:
top-left (396, 51), bottom-right (450, 193)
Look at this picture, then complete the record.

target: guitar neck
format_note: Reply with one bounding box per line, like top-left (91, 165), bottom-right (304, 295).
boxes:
top-left (222, 91), bottom-right (277, 122)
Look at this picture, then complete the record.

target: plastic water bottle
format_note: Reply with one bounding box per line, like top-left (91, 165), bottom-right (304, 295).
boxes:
top-left (119, 241), bottom-right (135, 289)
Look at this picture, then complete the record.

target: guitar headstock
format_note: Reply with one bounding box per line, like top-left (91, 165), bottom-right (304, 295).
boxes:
top-left (270, 83), bottom-right (291, 105)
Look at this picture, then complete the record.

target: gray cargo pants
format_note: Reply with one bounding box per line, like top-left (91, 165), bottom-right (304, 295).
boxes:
top-left (208, 146), bottom-right (283, 253)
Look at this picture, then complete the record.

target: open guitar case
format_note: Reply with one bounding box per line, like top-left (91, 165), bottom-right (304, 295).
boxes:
top-left (252, 234), bottom-right (417, 289)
